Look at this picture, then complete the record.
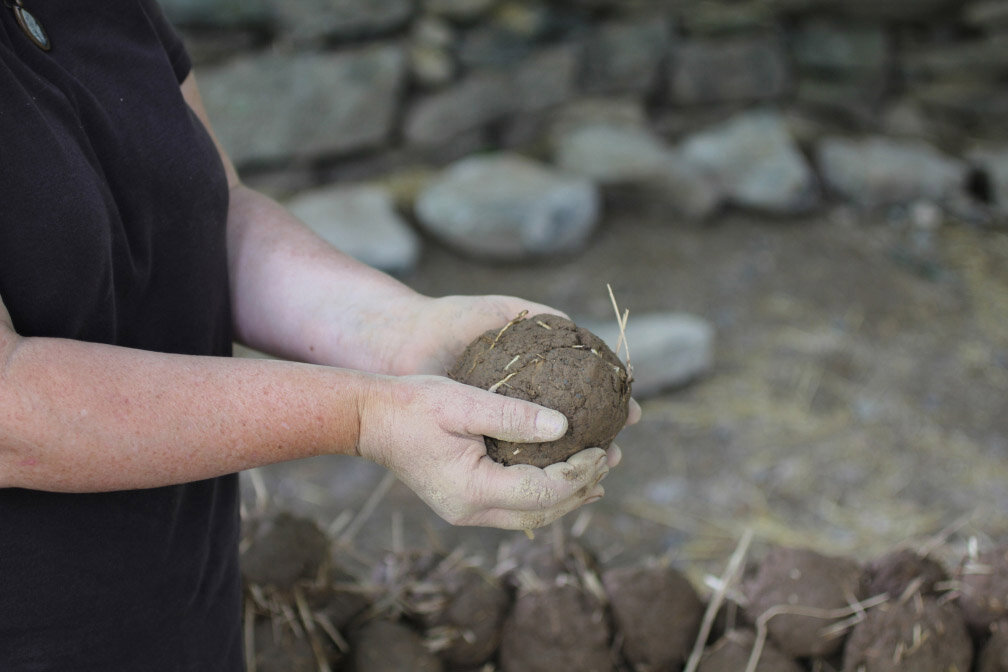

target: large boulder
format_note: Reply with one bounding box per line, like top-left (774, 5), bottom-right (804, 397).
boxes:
top-left (286, 184), bottom-right (421, 275)
top-left (679, 110), bottom-right (819, 214)
top-left (817, 136), bottom-right (969, 209)
top-left (198, 47), bottom-right (405, 166)
top-left (415, 153), bottom-right (600, 260)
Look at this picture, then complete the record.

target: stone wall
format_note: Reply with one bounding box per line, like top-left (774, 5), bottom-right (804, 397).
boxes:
top-left (163, 0), bottom-right (1008, 247)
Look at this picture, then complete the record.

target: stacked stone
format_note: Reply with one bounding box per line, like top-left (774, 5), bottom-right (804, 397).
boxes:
top-left (156, 0), bottom-right (1008, 270)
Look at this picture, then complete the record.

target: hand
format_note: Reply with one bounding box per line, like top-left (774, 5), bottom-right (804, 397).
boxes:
top-left (357, 374), bottom-right (615, 529)
top-left (393, 294), bottom-right (567, 376)
top-left (397, 294), bottom-right (643, 427)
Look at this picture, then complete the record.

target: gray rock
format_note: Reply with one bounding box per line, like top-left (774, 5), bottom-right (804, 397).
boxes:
top-left (423, 0), bottom-right (498, 22)
top-left (286, 184), bottom-right (421, 275)
top-left (656, 152), bottom-right (724, 221)
top-left (968, 147), bottom-right (1008, 216)
top-left (580, 19), bottom-right (672, 95)
top-left (669, 35), bottom-right (790, 105)
top-left (403, 71), bottom-right (515, 146)
top-left (831, 0), bottom-right (959, 20)
top-left (793, 78), bottom-right (887, 124)
top-left (912, 82), bottom-right (1008, 128)
top-left (415, 153), bottom-right (600, 260)
top-left (678, 1), bottom-right (778, 36)
top-left (679, 110), bottom-right (819, 214)
top-left (512, 46), bottom-right (580, 113)
top-left (790, 19), bottom-right (890, 77)
top-left (160, 0), bottom-right (274, 27)
top-left (409, 17), bottom-right (456, 86)
top-left (549, 98), bottom-right (649, 144)
top-left (817, 136), bottom-right (968, 209)
top-left (902, 38), bottom-right (1008, 83)
top-left (458, 24), bottom-right (535, 68)
top-left (199, 47), bottom-right (405, 167)
top-left (553, 123), bottom-right (673, 184)
top-left (553, 123), bottom-right (722, 220)
top-left (579, 312), bottom-right (715, 398)
top-left (412, 15), bottom-right (455, 49)
top-left (965, 1), bottom-right (1008, 30)
top-left (409, 43), bottom-right (457, 88)
top-left (274, 0), bottom-right (413, 42)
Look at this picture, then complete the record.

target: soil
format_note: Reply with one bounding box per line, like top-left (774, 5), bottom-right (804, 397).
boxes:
top-left (370, 549), bottom-right (509, 667)
top-left (979, 623), bottom-right (1008, 672)
top-left (863, 549), bottom-right (948, 600)
top-left (743, 546), bottom-right (865, 658)
top-left (697, 628), bottom-right (803, 672)
top-left (956, 546), bottom-right (1008, 632)
top-left (348, 619), bottom-right (443, 672)
top-left (841, 595), bottom-right (973, 672)
top-left (449, 313), bottom-right (631, 467)
top-left (499, 581), bottom-right (611, 672)
top-left (241, 511), bottom-right (330, 588)
top-left (602, 563), bottom-right (704, 669)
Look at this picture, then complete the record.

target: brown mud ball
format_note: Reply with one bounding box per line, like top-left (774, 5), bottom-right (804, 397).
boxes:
top-left (449, 313), bottom-right (631, 467)
top-left (842, 594), bottom-right (973, 672)
top-left (864, 548), bottom-right (948, 600)
top-left (498, 581), bottom-right (612, 672)
top-left (978, 621), bottom-right (1008, 672)
top-left (743, 546), bottom-right (865, 659)
top-left (240, 511), bottom-right (331, 589)
top-left (370, 549), bottom-right (509, 668)
top-left (956, 546), bottom-right (1008, 632)
top-left (602, 563), bottom-right (704, 670)
top-left (697, 628), bottom-right (804, 672)
top-left (252, 620), bottom-right (318, 672)
top-left (497, 535), bottom-right (611, 672)
top-left (349, 619), bottom-right (444, 672)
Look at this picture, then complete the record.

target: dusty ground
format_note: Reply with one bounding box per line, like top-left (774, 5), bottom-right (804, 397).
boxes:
top-left (244, 204), bottom-right (1008, 580)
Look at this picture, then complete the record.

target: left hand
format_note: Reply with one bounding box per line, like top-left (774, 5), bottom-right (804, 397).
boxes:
top-left (394, 294), bottom-right (642, 448)
top-left (395, 295), bottom-right (567, 377)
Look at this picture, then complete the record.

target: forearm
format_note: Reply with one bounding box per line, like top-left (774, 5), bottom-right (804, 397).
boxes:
top-left (0, 333), bottom-right (369, 492)
top-left (227, 185), bottom-right (427, 374)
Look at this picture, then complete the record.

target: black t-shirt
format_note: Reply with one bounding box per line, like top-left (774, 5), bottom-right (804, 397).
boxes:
top-left (0, 2), bottom-right (241, 670)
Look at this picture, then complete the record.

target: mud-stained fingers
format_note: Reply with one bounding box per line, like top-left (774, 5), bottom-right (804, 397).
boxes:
top-left (462, 484), bottom-right (605, 530)
top-left (472, 448), bottom-right (607, 514)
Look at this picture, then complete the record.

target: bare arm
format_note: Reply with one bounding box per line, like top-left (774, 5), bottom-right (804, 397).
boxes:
top-left (0, 312), bottom-right (363, 491)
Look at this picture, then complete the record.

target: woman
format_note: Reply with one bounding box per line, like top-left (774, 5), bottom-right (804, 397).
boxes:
top-left (0, 1), bottom-right (633, 669)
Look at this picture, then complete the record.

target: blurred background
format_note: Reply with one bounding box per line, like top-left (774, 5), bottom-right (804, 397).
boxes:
top-left (161, 0), bottom-right (1008, 572)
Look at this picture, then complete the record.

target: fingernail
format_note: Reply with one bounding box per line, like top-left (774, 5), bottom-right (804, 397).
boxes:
top-left (536, 409), bottom-right (567, 439)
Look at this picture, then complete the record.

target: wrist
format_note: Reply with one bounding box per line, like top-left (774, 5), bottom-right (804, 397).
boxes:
top-left (351, 371), bottom-right (399, 464)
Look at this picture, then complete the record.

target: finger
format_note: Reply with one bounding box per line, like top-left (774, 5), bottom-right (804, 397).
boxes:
top-left (491, 296), bottom-right (570, 322)
top-left (606, 442), bottom-right (622, 469)
top-left (456, 387), bottom-right (568, 444)
top-left (463, 483), bottom-right (606, 530)
top-left (472, 448), bottom-right (607, 513)
top-left (626, 398), bottom-right (642, 426)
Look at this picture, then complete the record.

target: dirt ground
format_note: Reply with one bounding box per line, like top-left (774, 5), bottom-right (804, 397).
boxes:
top-left (244, 203), bottom-right (1008, 579)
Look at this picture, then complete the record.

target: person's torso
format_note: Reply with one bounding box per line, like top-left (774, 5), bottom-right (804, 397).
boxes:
top-left (0, 3), bottom-right (242, 669)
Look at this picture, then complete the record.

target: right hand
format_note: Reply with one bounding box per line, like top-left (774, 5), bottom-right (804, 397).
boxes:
top-left (356, 375), bottom-right (614, 530)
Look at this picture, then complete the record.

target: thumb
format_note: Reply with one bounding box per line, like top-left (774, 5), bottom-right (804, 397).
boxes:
top-left (459, 387), bottom-right (568, 444)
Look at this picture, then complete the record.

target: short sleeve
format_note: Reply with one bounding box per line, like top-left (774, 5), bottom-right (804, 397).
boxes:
top-left (140, 0), bottom-right (192, 83)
